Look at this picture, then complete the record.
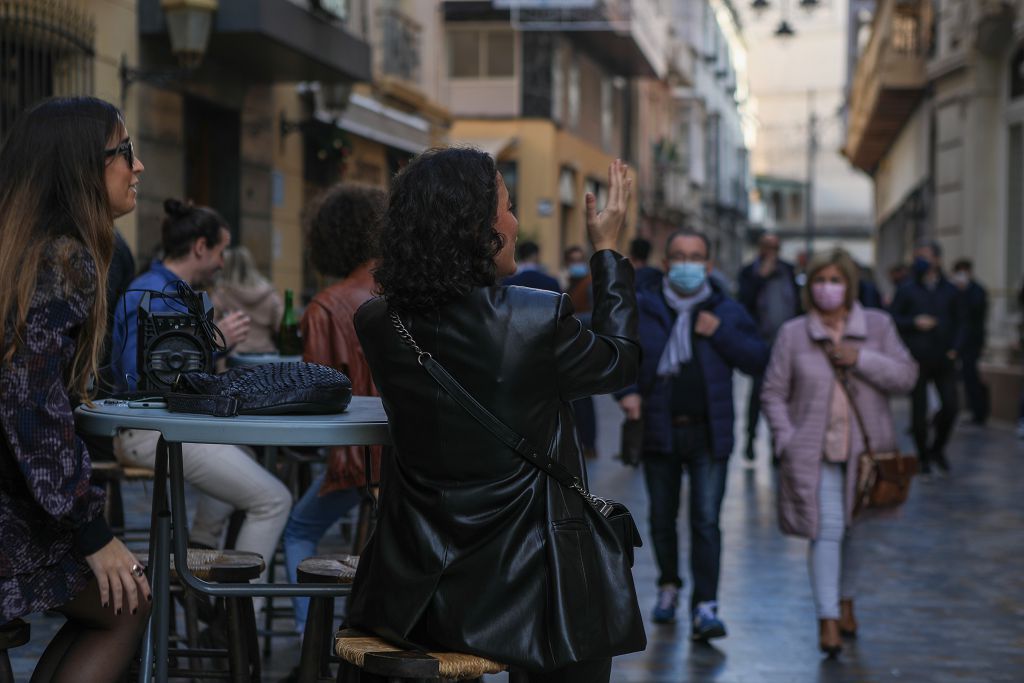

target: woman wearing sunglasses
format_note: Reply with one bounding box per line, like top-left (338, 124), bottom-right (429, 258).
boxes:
top-left (0, 96), bottom-right (150, 681)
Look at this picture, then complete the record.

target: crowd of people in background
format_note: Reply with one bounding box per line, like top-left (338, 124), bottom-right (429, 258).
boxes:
top-left (1, 94), bottom-right (1015, 682)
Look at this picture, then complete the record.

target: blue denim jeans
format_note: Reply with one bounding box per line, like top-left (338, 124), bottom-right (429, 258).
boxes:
top-left (642, 424), bottom-right (728, 609)
top-left (282, 472), bottom-right (361, 631)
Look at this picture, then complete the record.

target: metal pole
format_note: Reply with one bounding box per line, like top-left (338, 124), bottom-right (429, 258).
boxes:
top-left (806, 90), bottom-right (817, 258)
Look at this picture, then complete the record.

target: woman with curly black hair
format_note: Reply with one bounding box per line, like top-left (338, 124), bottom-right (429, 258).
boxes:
top-left (348, 148), bottom-right (643, 682)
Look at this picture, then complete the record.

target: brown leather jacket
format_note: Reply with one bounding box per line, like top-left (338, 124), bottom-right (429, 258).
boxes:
top-left (301, 263), bottom-right (381, 494)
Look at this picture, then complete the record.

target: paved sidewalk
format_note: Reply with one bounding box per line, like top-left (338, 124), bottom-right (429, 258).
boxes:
top-left (11, 379), bottom-right (1024, 681)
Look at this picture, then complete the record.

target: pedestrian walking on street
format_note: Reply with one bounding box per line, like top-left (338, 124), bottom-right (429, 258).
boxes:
top-left (629, 236), bottom-right (664, 292)
top-left (951, 259), bottom-right (989, 425)
top-left (737, 232), bottom-right (800, 462)
top-left (617, 229), bottom-right (768, 639)
top-left (761, 248), bottom-right (917, 658)
top-left (0, 96), bottom-right (151, 681)
top-left (888, 240), bottom-right (965, 474)
top-left (283, 183), bottom-right (386, 636)
top-left (349, 151), bottom-right (641, 682)
top-left (502, 240), bottom-right (560, 292)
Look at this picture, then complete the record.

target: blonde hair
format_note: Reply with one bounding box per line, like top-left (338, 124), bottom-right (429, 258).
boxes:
top-left (220, 246), bottom-right (269, 289)
top-left (802, 247), bottom-right (860, 311)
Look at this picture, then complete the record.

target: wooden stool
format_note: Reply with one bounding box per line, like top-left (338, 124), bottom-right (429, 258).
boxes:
top-left (335, 629), bottom-right (506, 682)
top-left (297, 554), bottom-right (359, 681)
top-left (0, 620), bottom-right (30, 683)
top-left (90, 461), bottom-right (154, 544)
top-left (143, 548), bottom-right (264, 683)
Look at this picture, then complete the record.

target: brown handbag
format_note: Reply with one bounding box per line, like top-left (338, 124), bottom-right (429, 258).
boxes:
top-left (820, 342), bottom-right (918, 515)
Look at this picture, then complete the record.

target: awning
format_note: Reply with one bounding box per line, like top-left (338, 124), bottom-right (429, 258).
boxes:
top-left (333, 93), bottom-right (431, 155)
top-left (448, 136), bottom-right (518, 159)
top-left (139, 0), bottom-right (371, 83)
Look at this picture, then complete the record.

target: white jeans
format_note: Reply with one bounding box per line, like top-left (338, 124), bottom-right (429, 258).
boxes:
top-left (114, 429), bottom-right (292, 584)
top-left (808, 462), bottom-right (860, 619)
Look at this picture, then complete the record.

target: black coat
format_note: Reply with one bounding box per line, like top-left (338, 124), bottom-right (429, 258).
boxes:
top-left (889, 275), bottom-right (965, 364)
top-left (349, 251), bottom-right (640, 670)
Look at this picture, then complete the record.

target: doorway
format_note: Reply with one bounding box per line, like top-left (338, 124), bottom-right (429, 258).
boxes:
top-left (184, 97), bottom-right (241, 241)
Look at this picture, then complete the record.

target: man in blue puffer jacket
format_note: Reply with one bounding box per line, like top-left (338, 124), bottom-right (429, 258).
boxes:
top-left (617, 229), bottom-right (768, 640)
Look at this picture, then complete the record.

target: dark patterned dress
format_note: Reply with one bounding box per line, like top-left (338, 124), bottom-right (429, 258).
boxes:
top-left (0, 236), bottom-right (113, 623)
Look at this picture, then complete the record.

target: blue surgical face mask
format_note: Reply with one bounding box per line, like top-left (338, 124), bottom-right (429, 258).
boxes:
top-left (668, 262), bottom-right (706, 293)
top-left (912, 257), bottom-right (931, 277)
top-left (568, 263), bottom-right (588, 279)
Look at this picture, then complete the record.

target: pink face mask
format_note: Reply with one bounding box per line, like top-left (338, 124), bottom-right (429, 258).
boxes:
top-left (812, 282), bottom-right (846, 312)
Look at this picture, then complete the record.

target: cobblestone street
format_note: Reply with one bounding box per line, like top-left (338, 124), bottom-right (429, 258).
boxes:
top-left (11, 380), bottom-right (1024, 681)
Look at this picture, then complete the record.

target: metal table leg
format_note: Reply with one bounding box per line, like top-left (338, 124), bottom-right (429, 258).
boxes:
top-left (139, 436), bottom-right (171, 683)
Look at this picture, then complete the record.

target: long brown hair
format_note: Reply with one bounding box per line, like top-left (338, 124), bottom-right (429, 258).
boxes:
top-left (0, 97), bottom-right (121, 399)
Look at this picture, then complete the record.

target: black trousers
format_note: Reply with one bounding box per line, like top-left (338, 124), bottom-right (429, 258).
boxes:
top-left (911, 358), bottom-right (959, 463)
top-left (510, 657), bottom-right (612, 683)
top-left (960, 348), bottom-right (989, 423)
top-left (746, 371), bottom-right (764, 445)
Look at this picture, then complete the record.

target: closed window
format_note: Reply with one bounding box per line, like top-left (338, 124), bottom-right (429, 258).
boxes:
top-left (448, 29), bottom-right (515, 79)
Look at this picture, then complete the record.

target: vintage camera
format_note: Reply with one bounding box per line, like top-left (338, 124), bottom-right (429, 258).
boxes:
top-left (136, 291), bottom-right (215, 391)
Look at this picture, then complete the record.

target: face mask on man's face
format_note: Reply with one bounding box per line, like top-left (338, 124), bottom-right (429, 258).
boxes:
top-left (568, 263), bottom-right (588, 279)
top-left (667, 262), bottom-right (707, 294)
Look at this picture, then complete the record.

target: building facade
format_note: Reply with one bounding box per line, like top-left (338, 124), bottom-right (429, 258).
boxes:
top-left (845, 0), bottom-right (1024, 419)
top-left (441, 0), bottom-right (672, 274)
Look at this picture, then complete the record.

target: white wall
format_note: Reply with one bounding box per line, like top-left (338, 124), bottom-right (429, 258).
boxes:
top-left (738, 0), bottom-right (874, 231)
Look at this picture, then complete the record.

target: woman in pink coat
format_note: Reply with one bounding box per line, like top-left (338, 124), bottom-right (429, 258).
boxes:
top-left (761, 248), bottom-right (917, 657)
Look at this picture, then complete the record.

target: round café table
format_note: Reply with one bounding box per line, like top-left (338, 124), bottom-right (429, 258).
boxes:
top-left (75, 396), bottom-right (390, 683)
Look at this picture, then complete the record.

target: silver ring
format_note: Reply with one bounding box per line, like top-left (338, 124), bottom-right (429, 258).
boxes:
top-left (131, 563), bottom-right (144, 578)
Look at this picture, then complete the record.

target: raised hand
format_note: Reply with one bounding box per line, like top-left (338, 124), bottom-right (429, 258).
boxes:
top-left (586, 159), bottom-right (632, 253)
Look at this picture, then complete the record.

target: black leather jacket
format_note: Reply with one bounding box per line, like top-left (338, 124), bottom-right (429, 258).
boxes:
top-left (348, 250), bottom-right (639, 670)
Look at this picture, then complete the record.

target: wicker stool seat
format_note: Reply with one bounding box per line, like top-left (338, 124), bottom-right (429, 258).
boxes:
top-left (138, 549), bottom-right (264, 681)
top-left (139, 548), bottom-right (265, 581)
top-left (297, 554), bottom-right (359, 584)
top-left (335, 629), bottom-right (506, 681)
top-left (0, 619), bottom-right (30, 683)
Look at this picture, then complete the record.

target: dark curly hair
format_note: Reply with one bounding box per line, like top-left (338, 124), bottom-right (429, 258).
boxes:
top-left (374, 147), bottom-right (501, 311)
top-left (306, 183), bottom-right (386, 278)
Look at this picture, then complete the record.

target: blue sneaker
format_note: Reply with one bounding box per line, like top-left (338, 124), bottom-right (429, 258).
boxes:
top-left (691, 601), bottom-right (727, 641)
top-left (652, 585), bottom-right (679, 624)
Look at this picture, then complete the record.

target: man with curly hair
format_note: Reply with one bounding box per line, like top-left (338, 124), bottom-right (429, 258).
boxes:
top-left (282, 183), bottom-right (386, 635)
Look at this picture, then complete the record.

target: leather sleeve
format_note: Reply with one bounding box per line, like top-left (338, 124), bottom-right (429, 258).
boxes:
top-left (555, 250), bottom-right (639, 401)
top-left (302, 299), bottom-right (345, 371)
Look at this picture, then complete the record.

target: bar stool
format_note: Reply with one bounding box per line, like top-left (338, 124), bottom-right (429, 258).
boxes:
top-left (335, 629), bottom-right (506, 682)
top-left (142, 548), bottom-right (264, 682)
top-left (296, 554), bottom-right (359, 681)
top-left (0, 619), bottom-right (30, 683)
top-left (91, 461), bottom-right (155, 546)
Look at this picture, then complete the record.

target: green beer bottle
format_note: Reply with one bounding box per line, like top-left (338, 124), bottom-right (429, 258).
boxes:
top-left (278, 289), bottom-right (302, 356)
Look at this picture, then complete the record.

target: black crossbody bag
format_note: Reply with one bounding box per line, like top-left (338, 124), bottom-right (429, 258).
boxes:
top-left (390, 311), bottom-right (646, 665)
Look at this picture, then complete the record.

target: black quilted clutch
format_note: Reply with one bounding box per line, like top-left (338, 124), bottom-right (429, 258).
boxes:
top-left (166, 362), bottom-right (352, 417)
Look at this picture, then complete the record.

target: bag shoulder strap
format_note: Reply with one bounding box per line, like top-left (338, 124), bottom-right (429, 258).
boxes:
top-left (817, 340), bottom-right (875, 457)
top-left (389, 310), bottom-right (607, 511)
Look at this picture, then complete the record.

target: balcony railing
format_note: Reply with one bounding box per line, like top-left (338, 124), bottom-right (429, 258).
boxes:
top-left (506, 0), bottom-right (668, 79)
top-left (377, 7), bottom-right (421, 84)
top-left (844, 0), bottom-right (931, 173)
